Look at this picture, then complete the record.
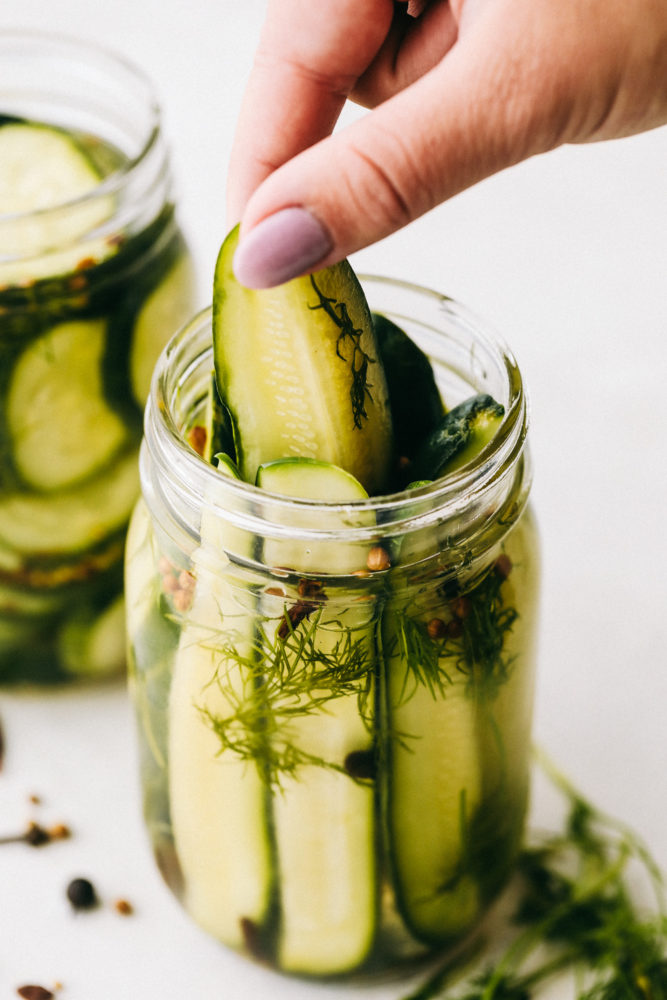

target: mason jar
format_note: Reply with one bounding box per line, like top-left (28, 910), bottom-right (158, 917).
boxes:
top-left (0, 30), bottom-right (196, 682)
top-left (127, 277), bottom-right (540, 979)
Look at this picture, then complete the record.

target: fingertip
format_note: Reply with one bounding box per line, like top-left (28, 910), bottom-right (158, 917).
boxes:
top-left (233, 206), bottom-right (334, 289)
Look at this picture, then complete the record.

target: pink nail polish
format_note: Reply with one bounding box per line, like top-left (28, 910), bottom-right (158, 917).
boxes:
top-left (233, 207), bottom-right (333, 289)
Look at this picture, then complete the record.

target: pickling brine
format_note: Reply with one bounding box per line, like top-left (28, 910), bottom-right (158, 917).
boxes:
top-left (0, 31), bottom-right (196, 682)
top-left (127, 278), bottom-right (540, 979)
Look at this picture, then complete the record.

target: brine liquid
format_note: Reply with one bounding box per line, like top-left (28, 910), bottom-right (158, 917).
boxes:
top-left (127, 498), bottom-right (539, 978)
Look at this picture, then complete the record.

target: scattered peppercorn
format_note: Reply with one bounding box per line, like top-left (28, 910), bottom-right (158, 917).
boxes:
top-left (114, 898), bottom-right (134, 916)
top-left (66, 877), bottom-right (98, 910)
top-left (24, 822), bottom-right (51, 847)
top-left (366, 545), bottom-right (391, 572)
top-left (16, 986), bottom-right (54, 1000)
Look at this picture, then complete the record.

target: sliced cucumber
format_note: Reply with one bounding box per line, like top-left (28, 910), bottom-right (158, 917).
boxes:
top-left (0, 448), bottom-right (139, 556)
top-left (0, 121), bottom-right (115, 285)
top-left (58, 593), bottom-right (126, 679)
top-left (410, 394), bottom-right (504, 483)
top-left (373, 312), bottom-right (445, 461)
top-left (198, 372), bottom-right (237, 465)
top-left (258, 458), bottom-right (377, 975)
top-left (257, 456), bottom-right (367, 502)
top-left (7, 317), bottom-right (128, 491)
top-left (168, 456), bottom-right (273, 949)
top-left (168, 563), bottom-right (273, 949)
top-left (472, 517), bottom-right (540, 900)
top-left (129, 251), bottom-right (197, 406)
top-left (383, 606), bottom-right (481, 943)
top-left (212, 226), bottom-right (393, 494)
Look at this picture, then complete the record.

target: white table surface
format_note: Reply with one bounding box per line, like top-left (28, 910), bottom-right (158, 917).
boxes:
top-left (1, 3), bottom-right (666, 998)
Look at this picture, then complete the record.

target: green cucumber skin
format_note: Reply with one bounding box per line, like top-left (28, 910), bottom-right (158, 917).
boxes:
top-left (409, 393), bottom-right (504, 484)
top-left (372, 312), bottom-right (445, 463)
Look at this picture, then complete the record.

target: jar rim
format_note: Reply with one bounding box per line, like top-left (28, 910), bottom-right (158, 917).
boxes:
top-left (0, 28), bottom-right (161, 225)
top-left (144, 277), bottom-right (531, 551)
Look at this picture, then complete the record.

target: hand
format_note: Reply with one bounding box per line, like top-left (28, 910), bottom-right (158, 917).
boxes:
top-left (228, 0), bottom-right (667, 288)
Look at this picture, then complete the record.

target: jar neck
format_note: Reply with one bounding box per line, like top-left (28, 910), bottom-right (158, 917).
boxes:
top-left (141, 288), bottom-right (531, 585)
top-left (0, 30), bottom-right (172, 280)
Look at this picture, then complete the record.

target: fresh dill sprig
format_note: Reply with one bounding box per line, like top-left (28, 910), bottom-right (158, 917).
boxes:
top-left (308, 274), bottom-right (375, 429)
top-left (393, 611), bottom-right (454, 702)
top-left (402, 752), bottom-right (667, 1000)
top-left (389, 557), bottom-right (518, 705)
top-left (458, 563), bottom-right (519, 699)
top-left (198, 605), bottom-right (375, 788)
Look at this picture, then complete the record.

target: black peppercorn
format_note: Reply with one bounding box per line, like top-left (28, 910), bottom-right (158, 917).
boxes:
top-left (66, 877), bottom-right (98, 910)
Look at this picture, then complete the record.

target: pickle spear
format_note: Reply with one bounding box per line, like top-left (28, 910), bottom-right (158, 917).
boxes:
top-left (212, 226), bottom-right (393, 494)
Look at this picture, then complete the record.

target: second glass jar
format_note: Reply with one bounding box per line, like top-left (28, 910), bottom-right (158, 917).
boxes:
top-left (127, 277), bottom-right (540, 979)
top-left (0, 31), bottom-right (196, 682)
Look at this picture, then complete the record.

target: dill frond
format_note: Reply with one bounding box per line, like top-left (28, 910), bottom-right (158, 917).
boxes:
top-left (308, 274), bottom-right (375, 429)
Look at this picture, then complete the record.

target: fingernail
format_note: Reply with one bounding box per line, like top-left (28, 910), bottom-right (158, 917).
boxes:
top-left (233, 207), bottom-right (334, 289)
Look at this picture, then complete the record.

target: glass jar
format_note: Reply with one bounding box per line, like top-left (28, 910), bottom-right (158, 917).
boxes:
top-left (0, 30), bottom-right (196, 682)
top-left (127, 277), bottom-right (540, 979)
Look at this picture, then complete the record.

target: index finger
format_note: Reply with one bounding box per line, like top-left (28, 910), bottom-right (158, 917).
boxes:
top-left (226, 0), bottom-right (396, 222)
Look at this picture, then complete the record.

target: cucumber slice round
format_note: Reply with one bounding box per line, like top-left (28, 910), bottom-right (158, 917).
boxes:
top-left (0, 449), bottom-right (139, 556)
top-left (58, 594), bottom-right (126, 679)
top-left (410, 394), bottom-right (505, 483)
top-left (0, 122), bottom-right (115, 284)
top-left (7, 317), bottom-right (128, 491)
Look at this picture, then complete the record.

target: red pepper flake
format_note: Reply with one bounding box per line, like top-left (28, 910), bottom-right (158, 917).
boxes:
top-left (277, 601), bottom-right (316, 640)
top-left (48, 824), bottom-right (71, 841)
top-left (16, 986), bottom-right (55, 1000)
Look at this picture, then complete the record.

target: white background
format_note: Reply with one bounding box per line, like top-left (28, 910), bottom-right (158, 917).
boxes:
top-left (1, 2), bottom-right (666, 998)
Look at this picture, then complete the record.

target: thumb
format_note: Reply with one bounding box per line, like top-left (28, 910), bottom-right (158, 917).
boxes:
top-left (232, 7), bottom-right (570, 289)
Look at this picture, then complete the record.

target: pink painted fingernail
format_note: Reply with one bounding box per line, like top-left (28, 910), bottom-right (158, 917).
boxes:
top-left (233, 207), bottom-right (333, 289)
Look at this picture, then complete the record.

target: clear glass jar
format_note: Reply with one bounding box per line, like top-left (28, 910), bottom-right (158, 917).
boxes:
top-left (0, 30), bottom-right (196, 683)
top-left (127, 277), bottom-right (540, 979)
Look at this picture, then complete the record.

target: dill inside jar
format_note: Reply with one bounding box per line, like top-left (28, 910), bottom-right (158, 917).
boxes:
top-left (127, 272), bottom-right (540, 980)
top-left (0, 31), bottom-right (196, 683)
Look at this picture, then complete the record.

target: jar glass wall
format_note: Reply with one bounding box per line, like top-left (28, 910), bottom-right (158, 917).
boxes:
top-left (0, 30), bottom-right (196, 682)
top-left (127, 279), bottom-right (540, 979)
